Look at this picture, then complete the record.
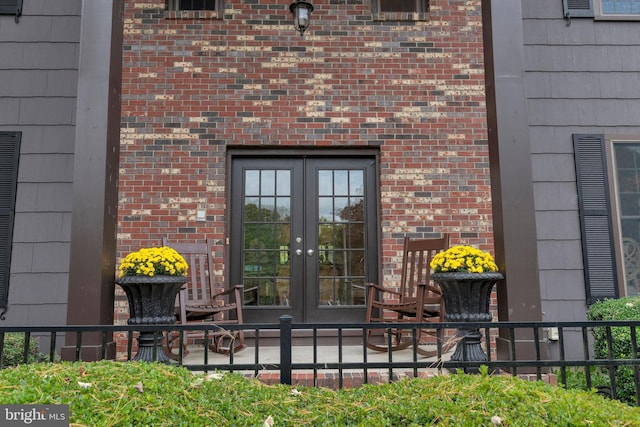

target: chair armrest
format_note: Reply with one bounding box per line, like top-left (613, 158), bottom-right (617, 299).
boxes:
top-left (418, 282), bottom-right (442, 295)
top-left (366, 282), bottom-right (402, 297)
top-left (211, 284), bottom-right (244, 300)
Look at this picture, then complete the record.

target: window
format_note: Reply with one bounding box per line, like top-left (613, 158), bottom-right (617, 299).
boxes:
top-left (372, 0), bottom-right (428, 21)
top-left (598, 0), bottom-right (640, 16)
top-left (165, 0), bottom-right (223, 19)
top-left (166, 0), bottom-right (222, 11)
top-left (563, 0), bottom-right (640, 20)
top-left (611, 140), bottom-right (640, 297)
top-left (379, 0), bottom-right (426, 13)
top-left (0, 132), bottom-right (20, 315)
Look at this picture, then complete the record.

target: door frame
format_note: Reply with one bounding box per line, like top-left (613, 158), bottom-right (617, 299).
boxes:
top-left (225, 147), bottom-right (382, 324)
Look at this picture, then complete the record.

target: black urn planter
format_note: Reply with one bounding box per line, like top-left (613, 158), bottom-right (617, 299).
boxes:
top-left (116, 275), bottom-right (187, 363)
top-left (431, 271), bottom-right (504, 373)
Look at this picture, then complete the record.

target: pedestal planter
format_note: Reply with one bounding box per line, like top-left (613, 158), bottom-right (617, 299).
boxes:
top-left (431, 271), bottom-right (503, 373)
top-left (116, 275), bottom-right (187, 363)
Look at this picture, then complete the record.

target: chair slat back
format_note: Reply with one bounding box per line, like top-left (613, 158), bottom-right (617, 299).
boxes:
top-left (162, 238), bottom-right (215, 305)
top-left (400, 234), bottom-right (449, 301)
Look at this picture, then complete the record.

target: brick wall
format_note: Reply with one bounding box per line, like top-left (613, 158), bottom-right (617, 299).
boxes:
top-left (117, 0), bottom-right (492, 351)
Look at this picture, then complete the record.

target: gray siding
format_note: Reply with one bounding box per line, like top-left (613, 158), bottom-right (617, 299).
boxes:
top-left (522, 0), bottom-right (640, 325)
top-left (0, 0), bottom-right (81, 325)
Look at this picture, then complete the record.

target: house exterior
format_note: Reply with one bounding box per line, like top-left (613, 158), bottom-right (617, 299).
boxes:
top-left (114, 0), bottom-right (495, 355)
top-left (1, 0), bottom-right (638, 361)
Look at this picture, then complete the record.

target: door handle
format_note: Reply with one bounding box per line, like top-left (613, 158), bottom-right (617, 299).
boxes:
top-left (295, 249), bottom-right (303, 256)
top-left (307, 249), bottom-right (314, 256)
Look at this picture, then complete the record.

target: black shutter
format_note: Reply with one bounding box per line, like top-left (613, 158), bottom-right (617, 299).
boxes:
top-left (0, 132), bottom-right (20, 315)
top-left (563, 0), bottom-right (594, 18)
top-left (574, 134), bottom-right (618, 303)
top-left (0, 0), bottom-right (21, 15)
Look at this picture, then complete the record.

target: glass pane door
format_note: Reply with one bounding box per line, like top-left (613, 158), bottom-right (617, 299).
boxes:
top-left (243, 168), bottom-right (293, 306)
top-left (230, 156), bottom-right (378, 323)
top-left (231, 158), bottom-right (304, 322)
top-left (315, 168), bottom-right (366, 307)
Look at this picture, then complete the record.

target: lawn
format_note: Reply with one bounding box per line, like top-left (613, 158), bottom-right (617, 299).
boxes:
top-left (0, 361), bottom-right (638, 426)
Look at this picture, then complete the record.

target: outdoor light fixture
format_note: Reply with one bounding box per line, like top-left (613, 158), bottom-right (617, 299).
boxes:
top-left (289, 0), bottom-right (313, 36)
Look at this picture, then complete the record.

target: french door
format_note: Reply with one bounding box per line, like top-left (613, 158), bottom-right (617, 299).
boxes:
top-left (229, 156), bottom-right (379, 323)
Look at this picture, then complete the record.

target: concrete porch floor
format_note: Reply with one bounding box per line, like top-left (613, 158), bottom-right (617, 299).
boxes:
top-left (180, 343), bottom-right (453, 388)
top-left (181, 343), bottom-right (451, 366)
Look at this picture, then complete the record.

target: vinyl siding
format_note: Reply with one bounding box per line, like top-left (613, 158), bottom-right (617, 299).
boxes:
top-left (522, 0), bottom-right (640, 321)
top-left (0, 0), bottom-right (81, 325)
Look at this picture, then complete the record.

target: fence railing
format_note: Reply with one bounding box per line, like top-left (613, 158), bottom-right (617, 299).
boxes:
top-left (1, 318), bottom-right (639, 405)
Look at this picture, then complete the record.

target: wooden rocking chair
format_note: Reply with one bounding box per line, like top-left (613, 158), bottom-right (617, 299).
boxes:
top-left (365, 234), bottom-right (449, 356)
top-left (163, 238), bottom-right (245, 358)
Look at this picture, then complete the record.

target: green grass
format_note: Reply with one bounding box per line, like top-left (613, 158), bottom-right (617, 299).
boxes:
top-left (0, 362), bottom-right (638, 426)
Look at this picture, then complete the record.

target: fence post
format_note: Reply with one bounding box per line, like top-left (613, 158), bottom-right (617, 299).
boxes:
top-left (280, 315), bottom-right (292, 385)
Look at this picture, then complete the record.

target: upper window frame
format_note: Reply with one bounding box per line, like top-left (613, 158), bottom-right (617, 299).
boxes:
top-left (372, 0), bottom-right (429, 22)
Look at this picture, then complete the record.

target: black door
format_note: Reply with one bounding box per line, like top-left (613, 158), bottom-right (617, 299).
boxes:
top-left (230, 156), bottom-right (378, 323)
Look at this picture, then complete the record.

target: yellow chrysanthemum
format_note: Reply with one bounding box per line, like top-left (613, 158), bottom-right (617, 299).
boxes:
top-left (430, 245), bottom-right (499, 273)
top-left (118, 246), bottom-right (189, 278)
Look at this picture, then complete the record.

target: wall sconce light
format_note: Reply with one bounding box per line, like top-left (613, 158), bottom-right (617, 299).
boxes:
top-left (289, 0), bottom-right (313, 36)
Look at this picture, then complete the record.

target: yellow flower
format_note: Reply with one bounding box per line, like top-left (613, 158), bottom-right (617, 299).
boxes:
top-left (430, 245), bottom-right (498, 273)
top-left (119, 247), bottom-right (189, 278)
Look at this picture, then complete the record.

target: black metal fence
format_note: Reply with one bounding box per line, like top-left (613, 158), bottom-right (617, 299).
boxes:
top-left (1, 318), bottom-right (639, 405)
